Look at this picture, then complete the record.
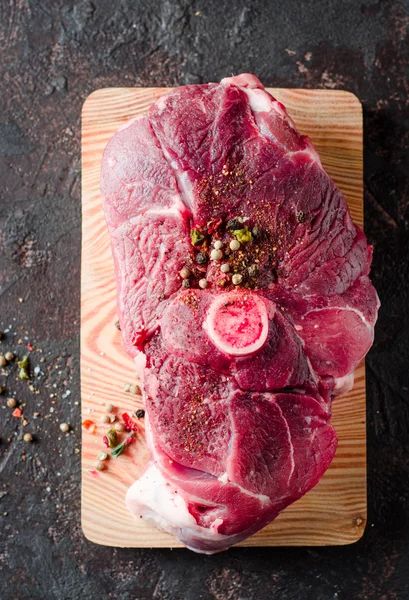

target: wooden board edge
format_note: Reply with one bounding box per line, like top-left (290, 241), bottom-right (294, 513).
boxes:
top-left (80, 87), bottom-right (366, 549)
top-left (81, 86), bottom-right (363, 116)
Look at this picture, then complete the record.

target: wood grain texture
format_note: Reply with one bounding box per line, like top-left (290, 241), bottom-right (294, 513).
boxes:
top-left (81, 88), bottom-right (365, 548)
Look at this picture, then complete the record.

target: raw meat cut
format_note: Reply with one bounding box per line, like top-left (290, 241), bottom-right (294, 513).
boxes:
top-left (100, 74), bottom-right (379, 553)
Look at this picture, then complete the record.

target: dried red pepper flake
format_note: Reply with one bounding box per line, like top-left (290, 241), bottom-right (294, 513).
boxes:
top-left (122, 412), bottom-right (138, 433)
top-left (102, 435), bottom-right (109, 448)
top-left (206, 217), bottom-right (222, 234)
top-left (26, 343), bottom-right (34, 351)
top-left (82, 419), bottom-right (97, 433)
top-left (12, 408), bottom-right (22, 418)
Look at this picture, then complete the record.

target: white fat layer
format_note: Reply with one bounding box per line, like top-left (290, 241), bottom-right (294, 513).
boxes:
top-left (227, 480), bottom-right (270, 506)
top-left (241, 86), bottom-right (294, 125)
top-left (333, 372), bottom-right (355, 397)
top-left (134, 352), bottom-right (146, 382)
top-left (226, 81), bottom-right (324, 168)
top-left (275, 401), bottom-right (295, 486)
top-left (126, 463), bottom-right (198, 530)
top-left (285, 146), bottom-right (320, 163)
top-left (155, 93), bottom-right (170, 114)
top-left (291, 325), bottom-right (321, 389)
top-left (127, 418), bottom-right (272, 553)
top-left (220, 74), bottom-right (261, 89)
top-left (160, 142), bottom-right (194, 211)
top-left (218, 472), bottom-right (229, 483)
top-left (304, 305), bottom-right (373, 330)
top-left (242, 87), bottom-right (272, 113)
top-left (126, 463), bottom-right (235, 552)
top-left (136, 196), bottom-right (187, 220)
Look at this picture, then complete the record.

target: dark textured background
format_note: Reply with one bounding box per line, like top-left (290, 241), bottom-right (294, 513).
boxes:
top-left (0, 1), bottom-right (408, 598)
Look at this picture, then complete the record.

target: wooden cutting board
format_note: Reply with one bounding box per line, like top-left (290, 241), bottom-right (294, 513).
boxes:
top-left (81, 87), bottom-right (366, 548)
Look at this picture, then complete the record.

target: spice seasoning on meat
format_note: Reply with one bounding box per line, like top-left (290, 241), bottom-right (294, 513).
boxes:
top-left (176, 393), bottom-right (209, 455)
top-left (190, 229), bottom-right (205, 246)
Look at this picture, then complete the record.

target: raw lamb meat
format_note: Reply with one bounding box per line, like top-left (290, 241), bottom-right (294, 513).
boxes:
top-left (100, 73), bottom-right (379, 553)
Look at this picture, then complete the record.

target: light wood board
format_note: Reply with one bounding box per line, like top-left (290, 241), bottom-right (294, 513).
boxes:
top-left (81, 87), bottom-right (366, 548)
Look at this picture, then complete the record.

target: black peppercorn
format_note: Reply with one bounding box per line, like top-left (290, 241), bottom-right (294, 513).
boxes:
top-left (226, 218), bottom-right (241, 230)
top-left (196, 252), bottom-right (207, 264)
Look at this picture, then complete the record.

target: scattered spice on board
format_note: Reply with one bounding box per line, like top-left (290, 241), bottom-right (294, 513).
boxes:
top-left (111, 431), bottom-right (135, 458)
top-left (17, 355), bottom-right (30, 380)
top-left (103, 428), bottom-right (118, 448)
top-left (82, 419), bottom-right (97, 434)
top-left (124, 383), bottom-right (140, 395)
top-left (12, 408), bottom-right (22, 418)
top-left (135, 409), bottom-right (145, 419)
top-left (122, 412), bottom-right (139, 432)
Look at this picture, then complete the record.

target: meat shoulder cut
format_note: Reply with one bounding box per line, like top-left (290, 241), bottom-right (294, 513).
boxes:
top-left (100, 74), bottom-right (379, 553)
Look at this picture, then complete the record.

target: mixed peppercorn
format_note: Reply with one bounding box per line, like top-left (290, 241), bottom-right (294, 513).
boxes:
top-left (180, 216), bottom-right (273, 291)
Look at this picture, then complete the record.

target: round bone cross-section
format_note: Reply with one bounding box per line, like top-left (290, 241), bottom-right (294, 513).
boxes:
top-left (101, 73), bottom-right (379, 553)
top-left (204, 292), bottom-right (269, 356)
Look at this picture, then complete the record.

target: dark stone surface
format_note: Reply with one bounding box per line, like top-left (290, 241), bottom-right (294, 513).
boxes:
top-left (0, 0), bottom-right (408, 598)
